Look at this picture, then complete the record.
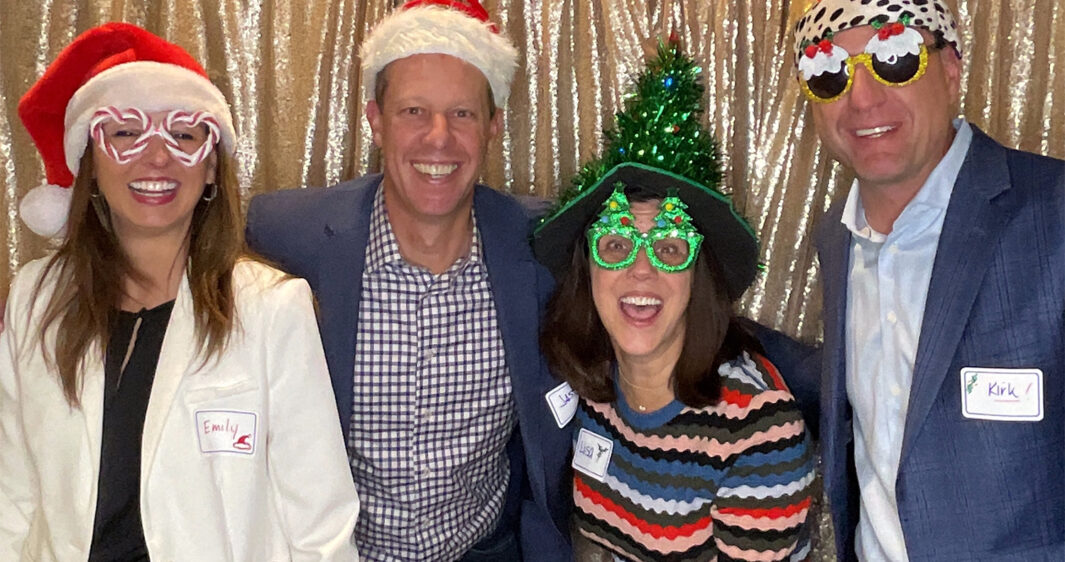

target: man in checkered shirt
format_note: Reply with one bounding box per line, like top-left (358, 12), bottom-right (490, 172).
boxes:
top-left (245, 1), bottom-right (572, 560)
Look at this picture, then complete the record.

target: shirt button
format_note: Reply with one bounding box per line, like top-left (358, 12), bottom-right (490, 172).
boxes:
top-left (889, 244), bottom-right (899, 254)
top-left (422, 409), bottom-right (433, 421)
top-left (887, 311), bottom-right (898, 324)
top-left (890, 385), bottom-right (902, 397)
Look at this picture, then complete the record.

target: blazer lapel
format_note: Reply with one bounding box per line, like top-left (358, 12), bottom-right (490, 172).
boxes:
top-left (141, 274), bottom-right (198, 478)
top-left (475, 187), bottom-right (551, 504)
top-left (315, 180), bottom-right (376, 430)
top-left (900, 129), bottom-right (1015, 464)
top-left (816, 207), bottom-right (858, 553)
top-left (81, 346), bottom-right (106, 480)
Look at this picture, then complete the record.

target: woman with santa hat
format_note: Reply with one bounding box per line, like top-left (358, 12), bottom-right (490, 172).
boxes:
top-left (0, 22), bottom-right (359, 560)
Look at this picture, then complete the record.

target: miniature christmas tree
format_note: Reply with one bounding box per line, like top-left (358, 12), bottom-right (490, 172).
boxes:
top-left (557, 35), bottom-right (723, 208)
top-left (654, 191), bottom-right (698, 235)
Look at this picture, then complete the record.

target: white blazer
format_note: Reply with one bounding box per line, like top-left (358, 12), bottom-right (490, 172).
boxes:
top-left (0, 258), bottom-right (359, 561)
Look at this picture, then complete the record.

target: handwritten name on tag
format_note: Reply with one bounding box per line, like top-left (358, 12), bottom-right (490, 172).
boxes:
top-left (572, 428), bottom-right (613, 482)
top-left (546, 381), bottom-right (578, 428)
top-left (960, 368), bottom-right (1043, 422)
top-left (195, 410), bottom-right (258, 454)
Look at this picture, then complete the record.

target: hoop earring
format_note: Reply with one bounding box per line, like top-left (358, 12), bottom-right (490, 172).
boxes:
top-left (89, 182), bottom-right (113, 234)
top-left (202, 183), bottom-right (218, 202)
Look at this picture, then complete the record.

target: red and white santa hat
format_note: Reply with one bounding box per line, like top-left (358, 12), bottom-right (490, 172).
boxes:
top-left (358, 0), bottom-right (519, 109)
top-left (17, 22), bottom-right (237, 238)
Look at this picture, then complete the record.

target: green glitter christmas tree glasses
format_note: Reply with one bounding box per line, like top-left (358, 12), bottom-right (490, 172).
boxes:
top-left (587, 185), bottom-right (704, 273)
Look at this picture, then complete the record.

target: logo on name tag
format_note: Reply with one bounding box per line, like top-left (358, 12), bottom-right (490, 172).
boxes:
top-left (572, 428), bottom-right (613, 482)
top-left (960, 367), bottom-right (1043, 422)
top-left (195, 410), bottom-right (258, 454)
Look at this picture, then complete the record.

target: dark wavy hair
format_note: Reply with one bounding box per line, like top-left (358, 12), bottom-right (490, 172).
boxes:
top-left (540, 192), bottom-right (763, 408)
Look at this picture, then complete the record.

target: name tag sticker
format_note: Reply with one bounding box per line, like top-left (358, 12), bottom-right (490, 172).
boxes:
top-left (545, 381), bottom-right (578, 428)
top-left (195, 410), bottom-right (258, 454)
top-left (960, 367), bottom-right (1043, 422)
top-left (572, 428), bottom-right (613, 482)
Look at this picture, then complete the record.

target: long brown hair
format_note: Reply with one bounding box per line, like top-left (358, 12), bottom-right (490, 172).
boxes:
top-left (540, 212), bottom-right (763, 409)
top-left (32, 146), bottom-right (243, 407)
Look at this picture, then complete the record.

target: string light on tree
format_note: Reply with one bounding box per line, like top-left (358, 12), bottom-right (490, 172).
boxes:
top-left (558, 34), bottom-right (722, 209)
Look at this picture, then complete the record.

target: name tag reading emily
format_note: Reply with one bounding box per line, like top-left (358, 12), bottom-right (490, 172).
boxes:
top-left (195, 409), bottom-right (258, 454)
top-left (960, 367), bottom-right (1043, 422)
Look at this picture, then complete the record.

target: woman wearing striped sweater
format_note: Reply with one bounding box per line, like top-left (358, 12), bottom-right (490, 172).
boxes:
top-left (532, 41), bottom-right (813, 560)
top-left (534, 163), bottom-right (814, 561)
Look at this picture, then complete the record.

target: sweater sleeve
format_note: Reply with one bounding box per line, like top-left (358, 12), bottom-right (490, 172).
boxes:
top-left (710, 354), bottom-right (814, 561)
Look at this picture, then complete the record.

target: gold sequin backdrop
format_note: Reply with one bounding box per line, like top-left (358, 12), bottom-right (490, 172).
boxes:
top-left (1, 1), bottom-right (1062, 340)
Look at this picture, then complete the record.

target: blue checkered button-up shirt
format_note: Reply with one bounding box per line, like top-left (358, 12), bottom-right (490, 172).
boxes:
top-left (349, 189), bottom-right (516, 561)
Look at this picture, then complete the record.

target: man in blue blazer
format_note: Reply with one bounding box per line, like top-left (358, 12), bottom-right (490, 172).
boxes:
top-left (789, 0), bottom-right (1064, 560)
top-left (245, 2), bottom-right (570, 560)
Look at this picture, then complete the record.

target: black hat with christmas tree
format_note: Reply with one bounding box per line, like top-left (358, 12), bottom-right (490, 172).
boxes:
top-left (531, 38), bottom-right (758, 300)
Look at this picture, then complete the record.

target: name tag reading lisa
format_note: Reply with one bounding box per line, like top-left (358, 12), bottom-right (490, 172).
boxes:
top-left (960, 367), bottom-right (1043, 422)
top-left (572, 428), bottom-right (613, 482)
top-left (545, 381), bottom-right (578, 428)
top-left (195, 410), bottom-right (258, 454)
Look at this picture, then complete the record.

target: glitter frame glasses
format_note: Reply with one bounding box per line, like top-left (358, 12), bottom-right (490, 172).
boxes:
top-left (800, 44), bottom-right (930, 103)
top-left (587, 188), bottom-right (704, 273)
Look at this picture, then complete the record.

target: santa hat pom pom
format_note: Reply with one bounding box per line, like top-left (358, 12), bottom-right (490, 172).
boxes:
top-left (20, 184), bottom-right (73, 238)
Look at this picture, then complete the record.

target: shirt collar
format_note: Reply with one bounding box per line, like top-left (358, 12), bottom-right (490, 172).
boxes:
top-left (841, 119), bottom-right (973, 241)
top-left (365, 186), bottom-right (484, 275)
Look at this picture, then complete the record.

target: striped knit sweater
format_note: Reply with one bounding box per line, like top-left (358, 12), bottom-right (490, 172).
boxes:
top-left (572, 352), bottom-right (813, 562)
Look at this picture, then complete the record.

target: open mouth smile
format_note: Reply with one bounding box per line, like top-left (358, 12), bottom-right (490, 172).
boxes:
top-left (855, 125), bottom-right (895, 138)
top-left (619, 295), bottom-right (663, 323)
top-left (413, 162), bottom-right (458, 180)
top-left (129, 179), bottom-right (178, 196)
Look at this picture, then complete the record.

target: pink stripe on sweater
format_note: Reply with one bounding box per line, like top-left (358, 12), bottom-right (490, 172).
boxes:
top-left (575, 490), bottom-right (713, 553)
top-left (711, 507), bottom-right (810, 531)
top-left (590, 401), bottom-right (804, 459)
top-left (717, 539), bottom-right (798, 561)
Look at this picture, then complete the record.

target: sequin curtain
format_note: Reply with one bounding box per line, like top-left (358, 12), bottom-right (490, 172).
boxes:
top-left (1, 0), bottom-right (1061, 331)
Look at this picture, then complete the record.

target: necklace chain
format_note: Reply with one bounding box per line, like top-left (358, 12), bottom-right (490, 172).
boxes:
top-left (617, 369), bottom-right (672, 412)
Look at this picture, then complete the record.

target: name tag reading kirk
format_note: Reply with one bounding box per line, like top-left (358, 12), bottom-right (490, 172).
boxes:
top-left (960, 367), bottom-right (1044, 422)
top-left (195, 410), bottom-right (258, 454)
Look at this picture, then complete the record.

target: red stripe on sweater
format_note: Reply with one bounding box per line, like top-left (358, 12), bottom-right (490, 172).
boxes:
top-left (719, 386), bottom-right (753, 408)
top-left (716, 496), bottom-right (812, 519)
top-left (575, 475), bottom-right (713, 540)
top-left (757, 354), bottom-right (789, 392)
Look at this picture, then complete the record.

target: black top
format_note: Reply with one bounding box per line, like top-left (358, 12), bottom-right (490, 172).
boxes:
top-left (88, 300), bottom-right (175, 562)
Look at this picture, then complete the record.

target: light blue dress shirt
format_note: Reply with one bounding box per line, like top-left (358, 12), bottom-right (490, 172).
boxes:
top-left (842, 120), bottom-right (973, 561)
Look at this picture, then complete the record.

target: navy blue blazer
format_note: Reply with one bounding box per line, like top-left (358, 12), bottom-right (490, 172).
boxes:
top-left (797, 127), bottom-right (1064, 561)
top-left (245, 175), bottom-right (572, 559)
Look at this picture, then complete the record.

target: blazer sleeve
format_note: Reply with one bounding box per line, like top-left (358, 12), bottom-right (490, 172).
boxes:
top-left (739, 318), bottom-right (822, 439)
top-left (245, 190), bottom-right (323, 280)
top-left (0, 269), bottom-right (40, 557)
top-left (260, 277), bottom-right (361, 561)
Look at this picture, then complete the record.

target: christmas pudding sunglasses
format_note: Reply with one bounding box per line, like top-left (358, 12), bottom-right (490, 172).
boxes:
top-left (587, 187), bottom-right (704, 273)
top-left (799, 21), bottom-right (937, 104)
top-left (89, 107), bottom-right (221, 167)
